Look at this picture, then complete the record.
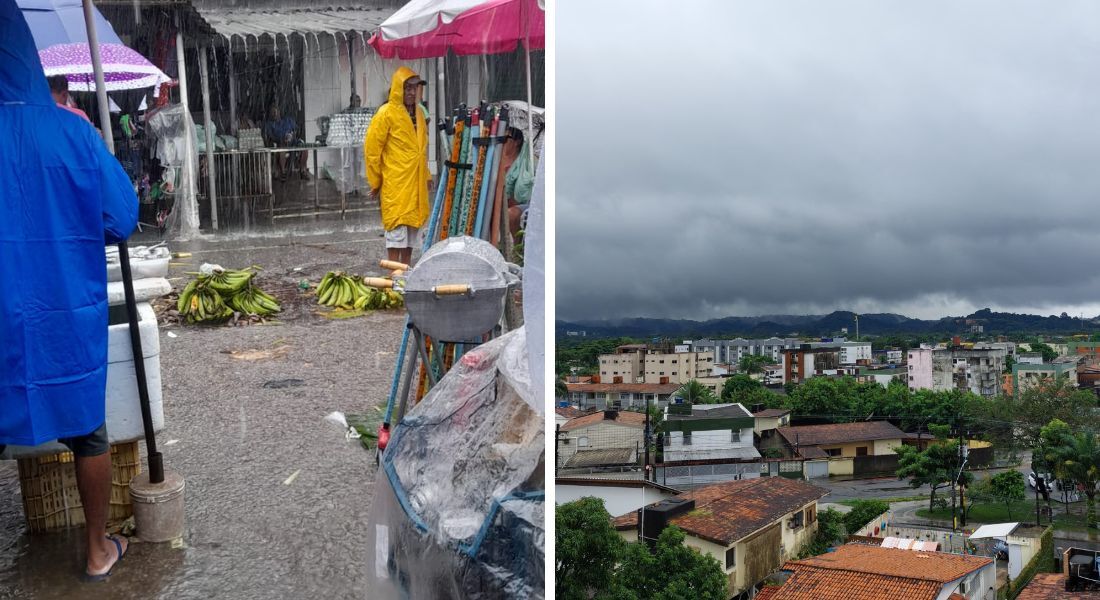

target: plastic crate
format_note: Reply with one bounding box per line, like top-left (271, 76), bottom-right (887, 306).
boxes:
top-left (17, 441), bottom-right (141, 533)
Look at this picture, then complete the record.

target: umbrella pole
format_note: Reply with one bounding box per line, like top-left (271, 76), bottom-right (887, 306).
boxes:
top-left (524, 2), bottom-right (535, 164)
top-left (81, 0), bottom-right (163, 484)
top-left (82, 0), bottom-right (113, 153)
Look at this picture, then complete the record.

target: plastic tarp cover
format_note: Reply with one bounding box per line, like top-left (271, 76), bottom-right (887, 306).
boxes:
top-left (366, 327), bottom-right (544, 599)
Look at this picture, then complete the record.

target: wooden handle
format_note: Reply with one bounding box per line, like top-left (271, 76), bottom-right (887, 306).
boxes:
top-left (362, 277), bottom-right (394, 289)
top-left (391, 269), bottom-right (405, 277)
top-left (432, 284), bottom-right (470, 296)
top-left (379, 259), bottom-right (409, 271)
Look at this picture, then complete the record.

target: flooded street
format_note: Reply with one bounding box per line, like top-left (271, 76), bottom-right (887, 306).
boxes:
top-left (1, 224), bottom-right (407, 599)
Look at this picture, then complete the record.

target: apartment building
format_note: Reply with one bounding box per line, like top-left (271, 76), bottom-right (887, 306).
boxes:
top-left (643, 350), bottom-right (714, 384)
top-left (691, 338), bottom-right (802, 365)
top-left (931, 347), bottom-right (1006, 398)
top-left (598, 344), bottom-right (647, 384)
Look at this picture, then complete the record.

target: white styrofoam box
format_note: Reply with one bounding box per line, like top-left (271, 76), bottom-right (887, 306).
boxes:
top-left (106, 277), bottom-right (171, 307)
top-left (105, 245), bottom-right (171, 282)
top-left (0, 302), bottom-right (164, 460)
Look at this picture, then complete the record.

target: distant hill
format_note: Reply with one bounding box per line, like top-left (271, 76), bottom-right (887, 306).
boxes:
top-left (557, 308), bottom-right (1100, 339)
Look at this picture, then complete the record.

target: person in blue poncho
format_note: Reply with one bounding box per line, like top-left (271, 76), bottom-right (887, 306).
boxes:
top-left (0, 0), bottom-right (137, 581)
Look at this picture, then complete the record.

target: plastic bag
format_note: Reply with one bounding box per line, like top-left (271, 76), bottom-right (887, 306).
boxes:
top-left (504, 140), bottom-right (535, 206)
top-left (365, 328), bottom-right (544, 599)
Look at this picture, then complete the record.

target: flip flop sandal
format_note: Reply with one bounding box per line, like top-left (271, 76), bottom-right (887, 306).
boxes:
top-left (83, 534), bottom-right (128, 583)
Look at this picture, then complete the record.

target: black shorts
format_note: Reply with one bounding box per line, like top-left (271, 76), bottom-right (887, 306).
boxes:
top-left (0, 422), bottom-right (109, 459)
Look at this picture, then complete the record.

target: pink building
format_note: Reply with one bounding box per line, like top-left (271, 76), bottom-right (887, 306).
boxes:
top-left (907, 348), bottom-right (933, 390)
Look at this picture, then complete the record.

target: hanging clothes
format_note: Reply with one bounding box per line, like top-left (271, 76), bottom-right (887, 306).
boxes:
top-left (0, 1), bottom-right (138, 445)
top-left (363, 66), bottom-right (431, 231)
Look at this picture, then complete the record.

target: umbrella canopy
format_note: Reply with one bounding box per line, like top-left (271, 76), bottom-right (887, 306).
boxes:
top-left (17, 0), bottom-right (170, 93)
top-left (369, 0), bottom-right (544, 59)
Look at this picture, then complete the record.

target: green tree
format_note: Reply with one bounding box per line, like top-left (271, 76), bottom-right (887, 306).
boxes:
top-left (1011, 377), bottom-right (1098, 447)
top-left (555, 378), bottom-right (569, 400)
top-left (800, 508), bottom-right (846, 557)
top-left (1029, 342), bottom-right (1058, 363)
top-left (678, 379), bottom-right (719, 404)
top-left (842, 499), bottom-right (889, 534)
top-left (1040, 422), bottom-right (1100, 529)
top-left (738, 354), bottom-right (770, 375)
top-left (988, 471), bottom-right (1026, 520)
top-left (616, 526), bottom-right (728, 600)
top-left (1004, 354), bottom-right (1015, 374)
top-left (721, 374), bottom-right (762, 402)
top-left (556, 498), bottom-right (625, 600)
top-left (896, 425), bottom-right (959, 513)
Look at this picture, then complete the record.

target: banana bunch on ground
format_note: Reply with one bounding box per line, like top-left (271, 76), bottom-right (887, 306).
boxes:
top-left (317, 272), bottom-right (362, 308)
top-left (317, 272), bottom-right (405, 310)
top-left (177, 267), bottom-right (281, 323)
top-left (207, 267), bottom-right (256, 294)
top-left (227, 284), bottom-right (281, 316)
top-left (353, 286), bottom-right (404, 311)
top-left (177, 279), bottom-right (233, 323)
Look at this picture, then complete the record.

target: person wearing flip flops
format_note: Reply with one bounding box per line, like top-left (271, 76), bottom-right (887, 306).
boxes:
top-left (0, 1), bottom-right (136, 581)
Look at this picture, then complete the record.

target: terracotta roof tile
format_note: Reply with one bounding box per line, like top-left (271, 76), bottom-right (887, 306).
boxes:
top-left (612, 477), bottom-right (828, 546)
top-left (777, 421), bottom-right (905, 447)
top-left (1017, 573), bottom-right (1100, 599)
top-left (565, 383), bottom-right (682, 394)
top-left (767, 567), bottom-right (942, 599)
top-left (787, 545), bottom-right (992, 583)
top-left (561, 410), bottom-right (647, 432)
top-left (555, 406), bottom-right (586, 419)
top-left (754, 586), bottom-right (781, 600)
top-left (766, 545), bottom-right (993, 600)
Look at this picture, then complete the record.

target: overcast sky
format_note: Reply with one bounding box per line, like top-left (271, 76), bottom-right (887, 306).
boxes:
top-left (556, 1), bottom-right (1100, 321)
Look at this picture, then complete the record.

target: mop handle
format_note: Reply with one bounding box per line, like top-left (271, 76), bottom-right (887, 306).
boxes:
top-left (380, 259), bottom-right (408, 271)
top-left (432, 284), bottom-right (470, 296)
top-left (362, 277), bottom-right (395, 289)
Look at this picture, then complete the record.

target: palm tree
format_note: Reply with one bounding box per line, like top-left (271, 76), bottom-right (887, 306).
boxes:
top-left (678, 379), bottom-right (718, 404)
top-left (555, 378), bottom-right (569, 400)
top-left (1049, 428), bottom-right (1100, 529)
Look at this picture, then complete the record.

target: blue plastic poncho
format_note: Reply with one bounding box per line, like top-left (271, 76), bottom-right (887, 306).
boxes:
top-left (0, 0), bottom-right (137, 446)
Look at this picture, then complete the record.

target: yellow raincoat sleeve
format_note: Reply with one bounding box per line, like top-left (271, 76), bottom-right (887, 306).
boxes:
top-left (364, 109), bottom-right (389, 193)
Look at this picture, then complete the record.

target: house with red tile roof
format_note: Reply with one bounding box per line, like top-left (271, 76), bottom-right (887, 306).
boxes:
top-left (612, 476), bottom-right (828, 598)
top-left (767, 421), bottom-right (906, 477)
top-left (763, 544), bottom-right (996, 600)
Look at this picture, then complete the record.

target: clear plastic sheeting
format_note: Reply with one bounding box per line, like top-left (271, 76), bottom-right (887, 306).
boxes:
top-left (145, 104), bottom-right (200, 238)
top-left (366, 327), bottom-right (544, 599)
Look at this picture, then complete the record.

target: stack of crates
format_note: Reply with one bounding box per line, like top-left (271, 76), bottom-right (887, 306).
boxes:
top-left (17, 441), bottom-right (141, 533)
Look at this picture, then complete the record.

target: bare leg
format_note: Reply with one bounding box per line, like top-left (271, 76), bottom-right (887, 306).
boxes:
top-left (75, 453), bottom-right (127, 575)
top-left (396, 248), bottom-right (413, 267)
top-left (386, 248), bottom-right (403, 263)
top-left (508, 206), bottom-right (523, 237)
top-left (298, 150), bottom-right (310, 178)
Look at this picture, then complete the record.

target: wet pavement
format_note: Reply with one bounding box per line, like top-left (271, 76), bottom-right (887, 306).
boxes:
top-left (0, 223), bottom-right (412, 599)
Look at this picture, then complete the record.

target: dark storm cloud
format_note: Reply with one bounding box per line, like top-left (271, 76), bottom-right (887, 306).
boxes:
top-left (556, 1), bottom-right (1100, 320)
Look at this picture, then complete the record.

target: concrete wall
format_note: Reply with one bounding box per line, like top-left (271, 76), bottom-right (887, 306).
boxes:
top-left (644, 351), bottom-right (714, 384)
top-left (828, 457), bottom-right (854, 476)
top-left (599, 352), bottom-right (644, 383)
top-left (665, 427), bottom-right (756, 462)
top-left (557, 422), bottom-right (643, 468)
top-left (556, 484), bottom-right (677, 517)
top-left (908, 348), bottom-right (934, 390)
top-left (818, 438), bottom-right (902, 458)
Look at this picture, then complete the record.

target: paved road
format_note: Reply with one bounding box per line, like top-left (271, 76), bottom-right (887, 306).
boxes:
top-left (0, 227), bottom-right (412, 599)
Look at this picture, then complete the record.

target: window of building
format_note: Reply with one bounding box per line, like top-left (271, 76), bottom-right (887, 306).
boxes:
top-left (731, 430), bottom-right (739, 443)
top-left (725, 547), bottom-right (736, 570)
top-left (825, 448), bottom-right (841, 457)
top-left (789, 511), bottom-right (804, 529)
top-left (683, 432), bottom-right (692, 446)
top-left (578, 436), bottom-right (589, 447)
top-left (805, 505), bottom-right (817, 525)
top-left (856, 446), bottom-right (869, 456)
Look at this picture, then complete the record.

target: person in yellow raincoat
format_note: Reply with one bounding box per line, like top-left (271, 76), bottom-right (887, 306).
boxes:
top-left (365, 66), bottom-right (432, 266)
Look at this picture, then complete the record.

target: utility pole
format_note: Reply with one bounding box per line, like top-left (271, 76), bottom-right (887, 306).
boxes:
top-left (644, 395), bottom-right (652, 482)
top-left (555, 424), bottom-right (562, 475)
top-left (854, 313), bottom-right (860, 342)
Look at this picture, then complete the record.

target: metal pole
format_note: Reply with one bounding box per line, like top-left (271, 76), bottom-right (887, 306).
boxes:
top-left (523, 0), bottom-right (535, 164)
top-left (118, 242), bottom-right (164, 484)
top-left (176, 15), bottom-right (198, 235)
top-left (437, 56), bottom-right (446, 173)
top-left (228, 40), bottom-right (238, 135)
top-left (82, 0), bottom-right (113, 153)
top-left (199, 45), bottom-right (218, 230)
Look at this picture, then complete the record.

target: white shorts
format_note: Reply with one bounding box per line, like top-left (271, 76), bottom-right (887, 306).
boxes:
top-left (384, 225), bottom-right (422, 249)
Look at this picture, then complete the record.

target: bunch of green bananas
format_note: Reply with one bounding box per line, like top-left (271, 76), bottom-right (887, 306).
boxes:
top-left (207, 267), bottom-right (255, 294)
top-left (177, 278), bottom-right (233, 323)
top-left (316, 272), bottom-right (365, 308)
top-left (227, 284), bottom-right (281, 316)
top-left (317, 272), bottom-right (405, 310)
top-left (352, 287), bottom-right (405, 310)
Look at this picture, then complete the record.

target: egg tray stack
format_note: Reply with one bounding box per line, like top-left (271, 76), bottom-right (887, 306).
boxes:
top-left (238, 128), bottom-right (265, 150)
top-left (325, 111), bottom-right (373, 148)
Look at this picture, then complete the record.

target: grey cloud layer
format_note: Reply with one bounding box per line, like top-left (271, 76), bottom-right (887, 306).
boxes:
top-left (557, 1), bottom-right (1100, 321)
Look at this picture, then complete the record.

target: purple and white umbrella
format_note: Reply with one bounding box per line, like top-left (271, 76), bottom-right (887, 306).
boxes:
top-left (38, 42), bottom-right (170, 93)
top-left (17, 0), bottom-right (171, 94)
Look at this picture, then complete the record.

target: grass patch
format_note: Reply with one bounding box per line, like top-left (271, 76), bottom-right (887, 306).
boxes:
top-left (837, 496), bottom-right (925, 507)
top-left (687, 508), bottom-right (713, 518)
top-left (916, 499), bottom-right (1095, 532)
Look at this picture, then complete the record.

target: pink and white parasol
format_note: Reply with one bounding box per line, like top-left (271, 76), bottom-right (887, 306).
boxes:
top-left (39, 42), bottom-right (171, 93)
top-left (369, 0), bottom-right (544, 60)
